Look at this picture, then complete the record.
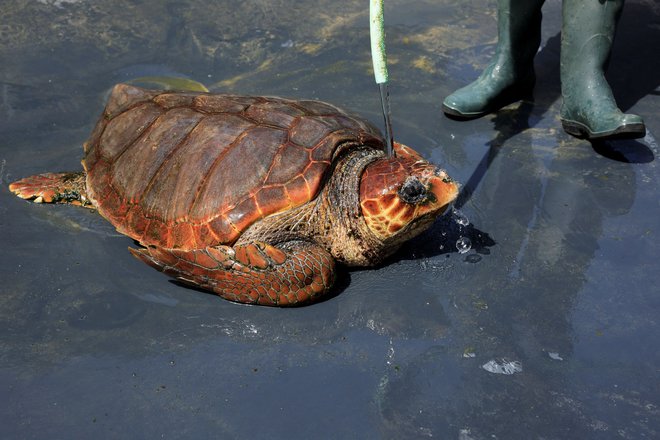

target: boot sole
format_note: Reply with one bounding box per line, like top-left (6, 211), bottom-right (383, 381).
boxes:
top-left (442, 95), bottom-right (533, 121)
top-left (561, 119), bottom-right (646, 140)
top-left (442, 103), bottom-right (489, 120)
top-left (442, 83), bottom-right (535, 121)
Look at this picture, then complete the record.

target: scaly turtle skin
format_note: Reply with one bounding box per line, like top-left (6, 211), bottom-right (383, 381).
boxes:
top-left (10, 84), bottom-right (459, 306)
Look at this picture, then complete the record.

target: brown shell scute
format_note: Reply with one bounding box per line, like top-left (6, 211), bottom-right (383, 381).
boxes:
top-left (83, 84), bottom-right (383, 250)
top-left (189, 126), bottom-right (288, 223)
top-left (112, 108), bottom-right (205, 202)
top-left (103, 84), bottom-right (158, 119)
top-left (243, 100), bottom-right (304, 128)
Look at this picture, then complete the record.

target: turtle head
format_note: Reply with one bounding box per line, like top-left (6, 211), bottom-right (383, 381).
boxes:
top-left (359, 143), bottom-right (459, 243)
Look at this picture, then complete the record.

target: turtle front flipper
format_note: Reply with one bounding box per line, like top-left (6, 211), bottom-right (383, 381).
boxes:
top-left (130, 241), bottom-right (336, 306)
top-left (9, 172), bottom-right (92, 207)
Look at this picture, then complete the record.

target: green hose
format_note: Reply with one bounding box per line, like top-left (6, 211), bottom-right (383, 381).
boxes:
top-left (370, 0), bottom-right (388, 84)
top-left (370, 0), bottom-right (395, 157)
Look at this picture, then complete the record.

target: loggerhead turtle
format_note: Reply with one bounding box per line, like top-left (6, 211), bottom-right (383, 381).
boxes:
top-left (9, 84), bottom-right (459, 306)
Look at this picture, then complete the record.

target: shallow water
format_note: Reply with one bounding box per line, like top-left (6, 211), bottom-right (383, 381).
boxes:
top-left (1, 0), bottom-right (659, 438)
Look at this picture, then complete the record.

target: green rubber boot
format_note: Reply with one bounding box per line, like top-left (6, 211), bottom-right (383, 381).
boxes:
top-left (560, 0), bottom-right (645, 139)
top-left (442, 0), bottom-right (545, 119)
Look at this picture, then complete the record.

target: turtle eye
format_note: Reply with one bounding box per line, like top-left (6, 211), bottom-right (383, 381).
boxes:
top-left (398, 177), bottom-right (427, 204)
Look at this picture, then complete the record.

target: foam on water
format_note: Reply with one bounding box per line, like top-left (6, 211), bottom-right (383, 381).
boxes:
top-left (482, 359), bottom-right (523, 375)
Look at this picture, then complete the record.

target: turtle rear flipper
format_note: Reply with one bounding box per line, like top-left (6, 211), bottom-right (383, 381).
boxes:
top-left (9, 171), bottom-right (91, 207)
top-left (130, 241), bottom-right (336, 306)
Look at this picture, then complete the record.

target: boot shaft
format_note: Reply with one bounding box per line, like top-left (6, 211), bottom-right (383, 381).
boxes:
top-left (493, 0), bottom-right (546, 65)
top-left (560, 0), bottom-right (625, 80)
top-left (559, 0), bottom-right (645, 139)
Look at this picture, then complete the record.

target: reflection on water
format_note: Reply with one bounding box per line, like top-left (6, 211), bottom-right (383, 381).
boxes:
top-left (1, 0), bottom-right (659, 438)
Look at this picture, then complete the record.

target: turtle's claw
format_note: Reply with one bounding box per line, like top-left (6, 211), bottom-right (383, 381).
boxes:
top-left (9, 174), bottom-right (59, 202)
top-left (9, 172), bottom-right (89, 206)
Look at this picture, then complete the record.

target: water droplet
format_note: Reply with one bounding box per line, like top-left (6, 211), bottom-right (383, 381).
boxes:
top-left (452, 208), bottom-right (469, 227)
top-left (456, 237), bottom-right (472, 254)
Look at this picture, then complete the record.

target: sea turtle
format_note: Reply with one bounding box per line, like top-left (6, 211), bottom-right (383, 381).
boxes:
top-left (9, 84), bottom-right (459, 306)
